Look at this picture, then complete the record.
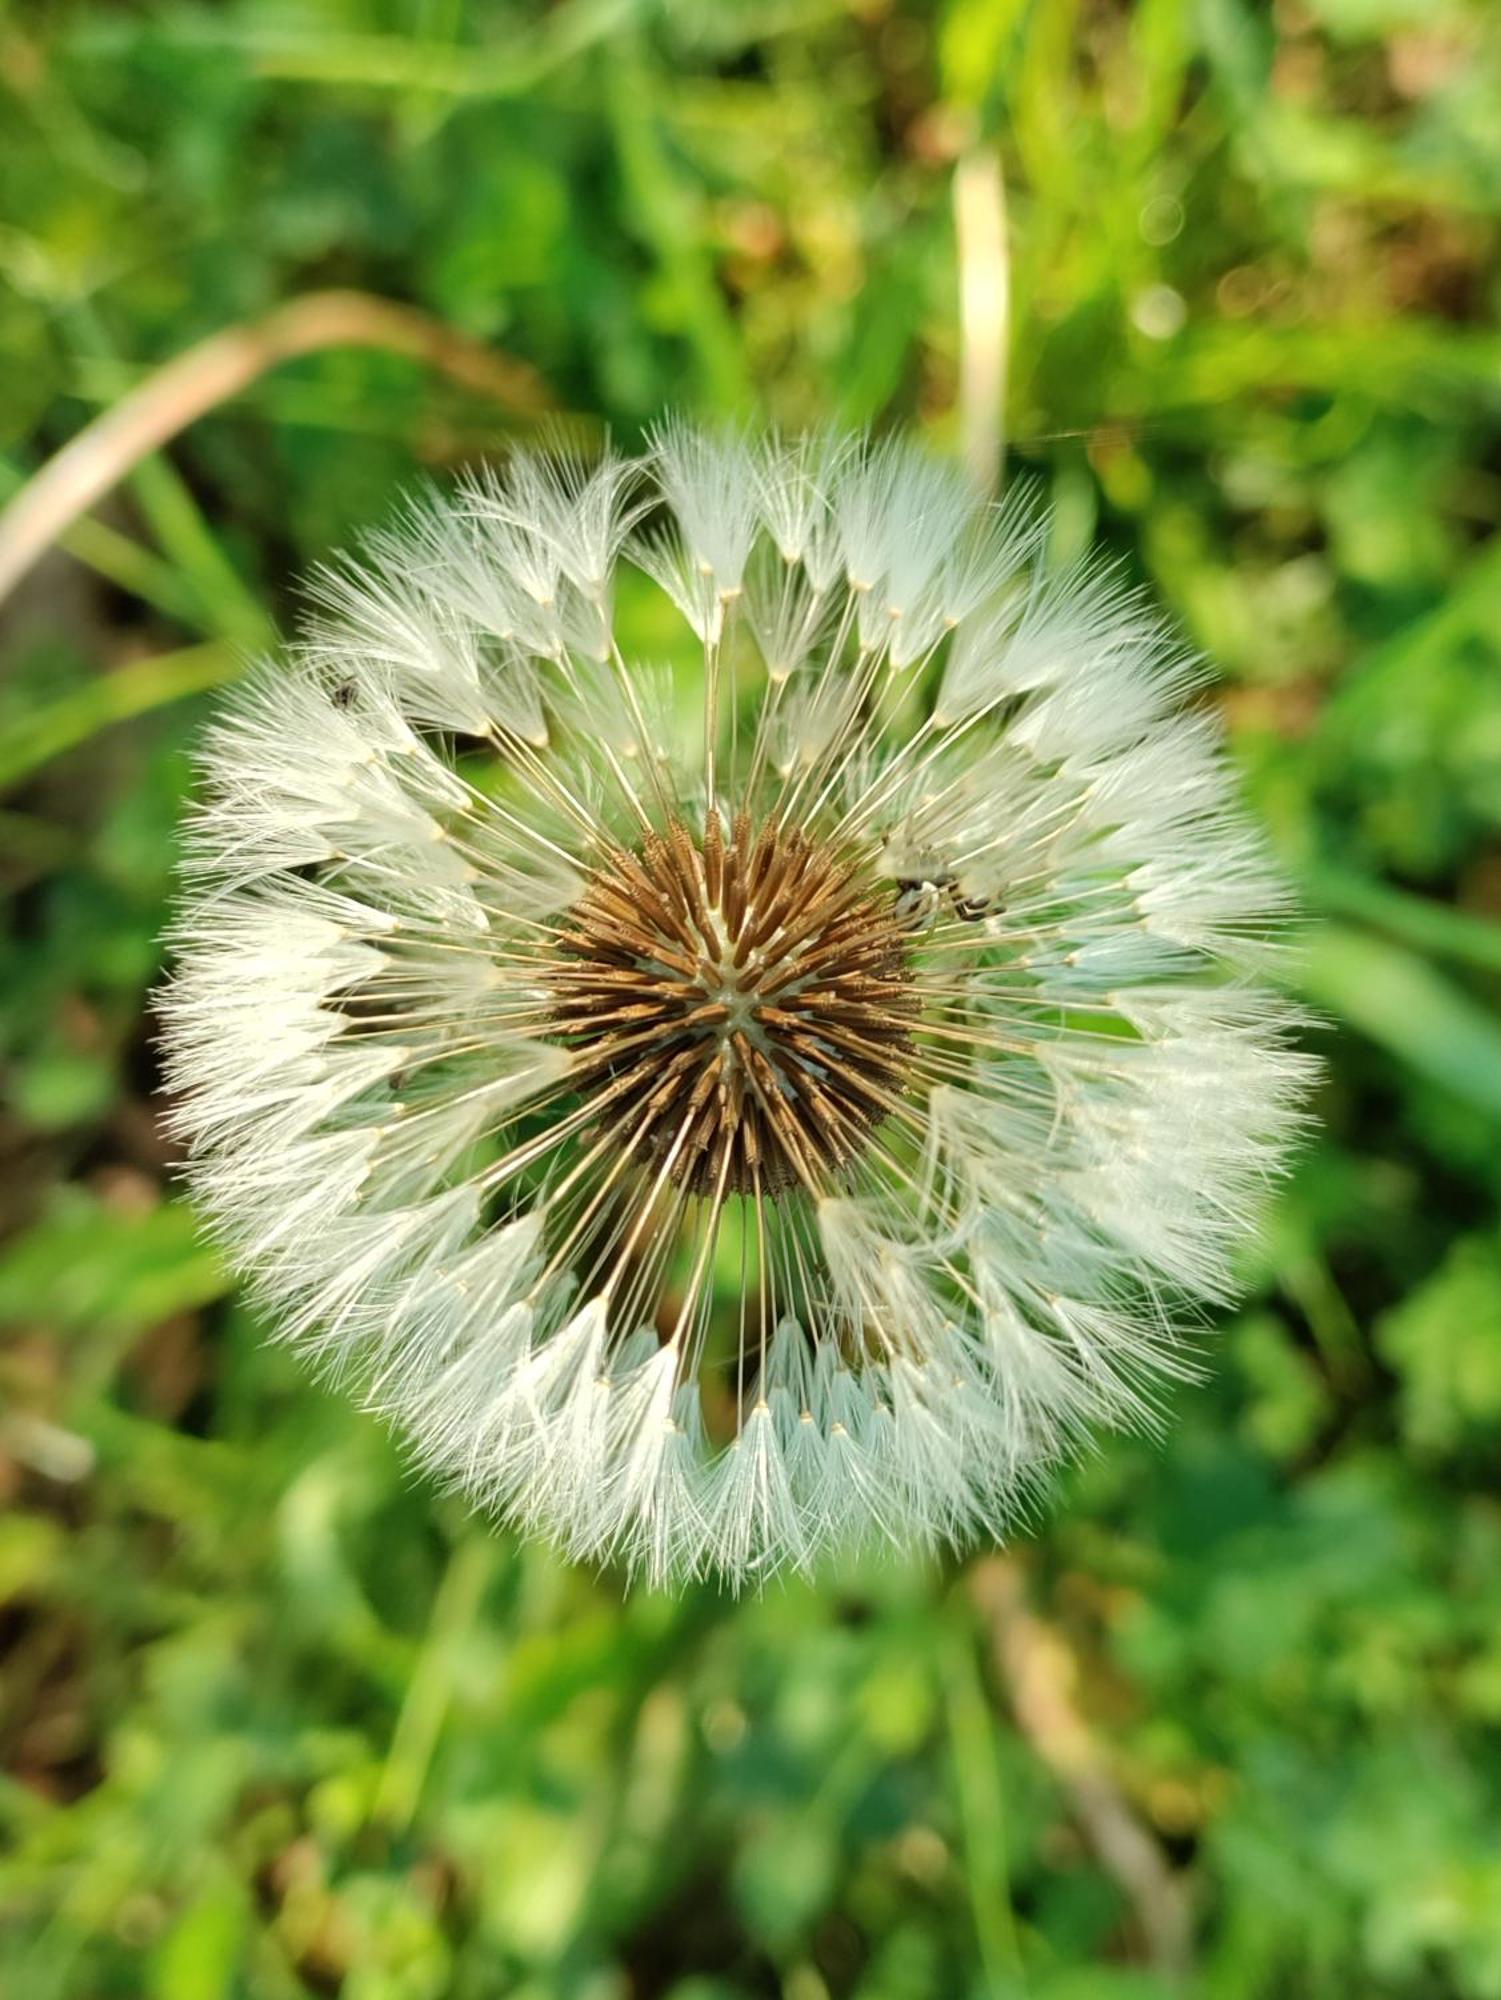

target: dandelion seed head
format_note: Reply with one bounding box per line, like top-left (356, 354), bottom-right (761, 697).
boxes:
top-left (159, 427), bottom-right (1315, 1588)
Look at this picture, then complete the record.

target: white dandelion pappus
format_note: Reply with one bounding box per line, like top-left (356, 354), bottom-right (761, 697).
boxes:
top-left (159, 426), bottom-right (1314, 1587)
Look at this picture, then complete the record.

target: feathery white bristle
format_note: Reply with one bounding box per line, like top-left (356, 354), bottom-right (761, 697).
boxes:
top-left (159, 427), bottom-right (1313, 1589)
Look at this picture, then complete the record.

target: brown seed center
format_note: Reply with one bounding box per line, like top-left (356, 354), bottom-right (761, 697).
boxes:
top-left (545, 812), bottom-right (919, 1196)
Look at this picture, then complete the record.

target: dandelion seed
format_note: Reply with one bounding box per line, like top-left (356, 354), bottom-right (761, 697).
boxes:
top-left (158, 428), bottom-right (1315, 1587)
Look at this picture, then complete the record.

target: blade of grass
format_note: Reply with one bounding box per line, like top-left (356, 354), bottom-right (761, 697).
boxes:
top-left (0, 455), bottom-right (215, 630)
top-left (1143, 320), bottom-right (1501, 416)
top-left (954, 144), bottom-right (1010, 494)
top-left (61, 300), bottom-right (273, 649)
top-left (942, 1614), bottom-right (1026, 1995)
top-left (1320, 535), bottom-right (1501, 736)
top-left (971, 1560), bottom-right (1195, 1979)
top-left (124, 454), bottom-right (271, 650)
top-left (1300, 925), bottom-right (1501, 1116)
top-left (0, 643), bottom-right (240, 792)
top-left (140, 0), bottom-right (636, 98)
top-left (0, 292), bottom-right (550, 610)
top-left (373, 1536), bottom-right (498, 1833)
top-left (1305, 867), bottom-right (1501, 977)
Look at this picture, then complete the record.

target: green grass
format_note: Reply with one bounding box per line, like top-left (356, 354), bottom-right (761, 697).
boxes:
top-left (3, 2), bottom-right (1501, 1995)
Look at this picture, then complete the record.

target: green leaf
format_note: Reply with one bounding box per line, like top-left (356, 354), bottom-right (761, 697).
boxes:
top-left (1376, 1235), bottom-right (1501, 1459)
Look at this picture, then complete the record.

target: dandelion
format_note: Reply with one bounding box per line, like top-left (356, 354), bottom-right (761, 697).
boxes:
top-left (159, 426), bottom-right (1313, 1586)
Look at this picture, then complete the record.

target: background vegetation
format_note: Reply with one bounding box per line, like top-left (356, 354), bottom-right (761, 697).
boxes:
top-left (3, 1), bottom-right (1501, 1994)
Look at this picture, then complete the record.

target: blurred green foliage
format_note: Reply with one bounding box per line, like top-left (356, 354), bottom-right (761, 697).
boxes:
top-left (3, 1), bottom-right (1501, 1995)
